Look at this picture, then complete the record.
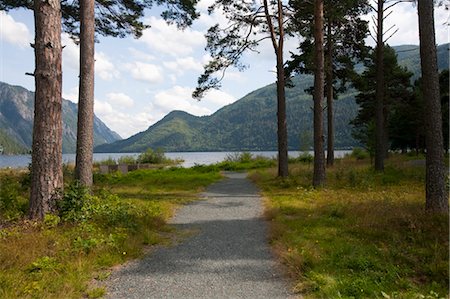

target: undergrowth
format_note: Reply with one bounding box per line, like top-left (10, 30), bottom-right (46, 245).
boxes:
top-left (0, 167), bottom-right (221, 298)
top-left (251, 155), bottom-right (449, 299)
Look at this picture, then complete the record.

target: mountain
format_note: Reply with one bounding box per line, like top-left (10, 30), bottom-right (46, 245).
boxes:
top-left (97, 43), bottom-right (448, 153)
top-left (0, 81), bottom-right (121, 154)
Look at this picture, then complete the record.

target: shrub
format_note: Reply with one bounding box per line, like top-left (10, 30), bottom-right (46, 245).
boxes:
top-left (138, 149), bottom-right (167, 164)
top-left (117, 155), bottom-right (137, 165)
top-left (97, 157), bottom-right (117, 166)
top-left (298, 152), bottom-right (313, 163)
top-left (0, 175), bottom-right (27, 220)
top-left (57, 182), bottom-right (135, 228)
top-left (217, 152), bottom-right (275, 170)
top-left (288, 152), bottom-right (313, 164)
top-left (350, 147), bottom-right (370, 160)
top-left (224, 152), bottom-right (253, 163)
top-left (57, 182), bottom-right (90, 222)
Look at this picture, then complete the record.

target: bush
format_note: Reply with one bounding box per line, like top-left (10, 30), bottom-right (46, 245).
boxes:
top-left (289, 152), bottom-right (313, 164)
top-left (138, 149), bottom-right (167, 164)
top-left (350, 147), bottom-right (370, 160)
top-left (117, 155), bottom-right (137, 165)
top-left (57, 182), bottom-right (90, 222)
top-left (0, 175), bottom-right (27, 220)
top-left (96, 157), bottom-right (117, 166)
top-left (224, 152), bottom-right (253, 163)
top-left (217, 152), bottom-right (275, 170)
top-left (298, 152), bottom-right (313, 163)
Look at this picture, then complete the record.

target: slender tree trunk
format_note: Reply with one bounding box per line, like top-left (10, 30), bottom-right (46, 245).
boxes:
top-left (417, 0), bottom-right (449, 213)
top-left (75, 0), bottom-right (95, 187)
top-left (263, 0), bottom-right (288, 177)
top-left (326, 22), bottom-right (334, 167)
top-left (30, 0), bottom-right (63, 219)
top-left (375, 0), bottom-right (385, 171)
top-left (276, 52), bottom-right (289, 178)
top-left (313, 0), bottom-right (326, 187)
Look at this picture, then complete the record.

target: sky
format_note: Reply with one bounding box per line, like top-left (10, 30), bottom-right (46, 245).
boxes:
top-left (0, 1), bottom-right (448, 138)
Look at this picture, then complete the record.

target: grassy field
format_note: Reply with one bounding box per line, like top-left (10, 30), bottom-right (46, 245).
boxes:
top-left (250, 155), bottom-right (449, 299)
top-left (0, 166), bottom-right (221, 298)
top-left (1, 153), bottom-right (448, 299)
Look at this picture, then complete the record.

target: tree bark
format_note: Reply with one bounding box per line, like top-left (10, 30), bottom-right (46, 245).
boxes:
top-left (75, 0), bottom-right (95, 187)
top-left (326, 21), bottom-right (334, 167)
top-left (417, 0), bottom-right (449, 213)
top-left (375, 0), bottom-right (385, 171)
top-left (276, 52), bottom-right (289, 178)
top-left (264, 0), bottom-right (288, 178)
top-left (30, 0), bottom-right (63, 219)
top-left (313, 0), bottom-right (326, 187)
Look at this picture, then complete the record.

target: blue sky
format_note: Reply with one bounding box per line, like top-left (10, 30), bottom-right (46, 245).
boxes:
top-left (0, 1), bottom-right (448, 138)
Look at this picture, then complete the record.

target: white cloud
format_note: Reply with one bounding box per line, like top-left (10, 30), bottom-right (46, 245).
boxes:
top-left (63, 86), bottom-right (79, 103)
top-left (128, 47), bottom-right (156, 61)
top-left (106, 92), bottom-right (134, 108)
top-left (154, 86), bottom-right (212, 116)
top-left (196, 0), bottom-right (230, 28)
top-left (0, 11), bottom-right (31, 48)
top-left (94, 100), bottom-right (159, 138)
top-left (124, 61), bottom-right (163, 84)
top-left (139, 16), bottom-right (205, 57)
top-left (94, 99), bottom-right (113, 115)
top-left (163, 56), bottom-right (203, 76)
top-left (203, 89), bottom-right (237, 106)
top-left (197, 0), bottom-right (215, 11)
top-left (62, 33), bottom-right (80, 70)
top-left (363, 2), bottom-right (448, 47)
top-left (95, 51), bottom-right (120, 81)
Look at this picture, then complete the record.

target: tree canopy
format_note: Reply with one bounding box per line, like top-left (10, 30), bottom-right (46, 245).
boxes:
top-left (0, 0), bottom-right (199, 41)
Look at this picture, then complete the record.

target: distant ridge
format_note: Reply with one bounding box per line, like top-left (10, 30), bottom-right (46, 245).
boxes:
top-left (0, 81), bottom-right (122, 154)
top-left (95, 43), bottom-right (449, 153)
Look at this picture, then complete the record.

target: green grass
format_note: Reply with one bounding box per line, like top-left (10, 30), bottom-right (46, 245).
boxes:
top-left (0, 166), bottom-right (221, 298)
top-left (250, 155), bottom-right (449, 299)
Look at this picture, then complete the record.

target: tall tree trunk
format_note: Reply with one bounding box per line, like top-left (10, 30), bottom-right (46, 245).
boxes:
top-left (326, 21), bottom-right (334, 167)
top-left (276, 51), bottom-right (289, 178)
top-left (374, 0), bottom-right (385, 171)
top-left (313, 0), bottom-right (326, 187)
top-left (75, 0), bottom-right (95, 187)
top-left (264, 0), bottom-right (288, 177)
top-left (30, 0), bottom-right (63, 219)
top-left (417, 0), bottom-right (448, 213)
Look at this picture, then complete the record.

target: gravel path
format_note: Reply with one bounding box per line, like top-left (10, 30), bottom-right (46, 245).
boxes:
top-left (106, 172), bottom-right (293, 298)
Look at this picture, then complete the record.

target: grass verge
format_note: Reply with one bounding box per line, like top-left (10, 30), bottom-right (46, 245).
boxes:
top-left (250, 156), bottom-right (449, 299)
top-left (0, 166), bottom-right (221, 298)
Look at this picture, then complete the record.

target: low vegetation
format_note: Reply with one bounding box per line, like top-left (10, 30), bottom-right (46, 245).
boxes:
top-left (1, 152), bottom-right (447, 298)
top-left (250, 154), bottom-right (449, 298)
top-left (0, 166), bottom-right (221, 298)
top-left (94, 149), bottom-right (183, 166)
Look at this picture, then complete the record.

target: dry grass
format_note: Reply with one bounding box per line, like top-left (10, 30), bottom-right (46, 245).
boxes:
top-left (0, 167), bottom-right (221, 298)
top-left (251, 155), bottom-right (449, 299)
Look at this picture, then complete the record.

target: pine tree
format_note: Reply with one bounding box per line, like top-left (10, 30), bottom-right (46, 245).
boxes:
top-left (312, 0), bottom-right (326, 186)
top-left (417, 0), bottom-right (448, 212)
top-left (29, 0), bottom-right (63, 219)
top-left (287, 0), bottom-right (369, 166)
top-left (193, 0), bottom-right (291, 177)
top-left (351, 45), bottom-right (413, 157)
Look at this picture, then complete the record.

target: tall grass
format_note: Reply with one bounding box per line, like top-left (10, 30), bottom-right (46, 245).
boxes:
top-left (0, 167), bottom-right (221, 298)
top-left (251, 155), bottom-right (449, 298)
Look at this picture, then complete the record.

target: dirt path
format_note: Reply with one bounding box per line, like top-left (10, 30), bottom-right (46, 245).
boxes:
top-left (106, 172), bottom-right (293, 298)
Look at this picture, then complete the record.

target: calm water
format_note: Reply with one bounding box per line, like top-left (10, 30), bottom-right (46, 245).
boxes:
top-left (0, 150), bottom-right (351, 169)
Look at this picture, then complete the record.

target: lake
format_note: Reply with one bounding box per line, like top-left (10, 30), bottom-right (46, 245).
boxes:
top-left (0, 150), bottom-right (352, 169)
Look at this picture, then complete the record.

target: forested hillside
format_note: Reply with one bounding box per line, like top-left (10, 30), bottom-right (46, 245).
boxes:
top-left (0, 82), bottom-right (122, 154)
top-left (95, 44), bottom-right (449, 153)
